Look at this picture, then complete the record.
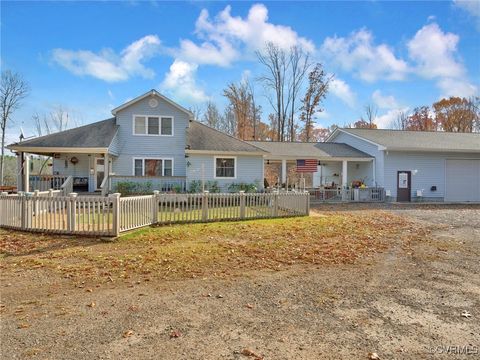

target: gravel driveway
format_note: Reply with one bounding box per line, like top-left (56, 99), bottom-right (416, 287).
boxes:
top-left (1, 205), bottom-right (479, 359)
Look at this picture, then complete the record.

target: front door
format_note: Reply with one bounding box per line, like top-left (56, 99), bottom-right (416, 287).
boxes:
top-left (397, 171), bottom-right (411, 202)
top-left (95, 157), bottom-right (105, 190)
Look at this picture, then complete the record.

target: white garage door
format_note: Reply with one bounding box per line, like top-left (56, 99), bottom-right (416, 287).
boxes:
top-left (445, 159), bottom-right (480, 202)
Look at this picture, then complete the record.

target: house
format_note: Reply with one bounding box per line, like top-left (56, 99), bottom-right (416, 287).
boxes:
top-left (8, 90), bottom-right (267, 194)
top-left (8, 89), bottom-right (480, 202)
top-left (327, 128), bottom-right (480, 202)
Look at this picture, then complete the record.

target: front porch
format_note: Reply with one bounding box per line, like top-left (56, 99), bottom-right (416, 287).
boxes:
top-left (17, 152), bottom-right (187, 196)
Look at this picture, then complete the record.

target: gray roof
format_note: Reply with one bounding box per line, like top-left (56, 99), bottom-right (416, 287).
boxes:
top-left (186, 121), bottom-right (267, 153)
top-left (247, 141), bottom-right (373, 159)
top-left (9, 118), bottom-right (118, 149)
top-left (339, 128), bottom-right (480, 152)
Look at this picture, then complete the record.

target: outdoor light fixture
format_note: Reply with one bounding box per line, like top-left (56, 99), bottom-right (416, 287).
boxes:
top-left (267, 160), bottom-right (270, 165)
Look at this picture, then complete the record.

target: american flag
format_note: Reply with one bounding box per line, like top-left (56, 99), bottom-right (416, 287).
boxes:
top-left (296, 159), bottom-right (318, 173)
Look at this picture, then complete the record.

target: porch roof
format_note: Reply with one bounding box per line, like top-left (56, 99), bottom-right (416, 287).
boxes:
top-left (247, 141), bottom-right (373, 160)
top-left (7, 118), bottom-right (118, 154)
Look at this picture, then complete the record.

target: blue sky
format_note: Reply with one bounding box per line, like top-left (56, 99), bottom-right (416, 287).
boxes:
top-left (2, 0), bottom-right (479, 145)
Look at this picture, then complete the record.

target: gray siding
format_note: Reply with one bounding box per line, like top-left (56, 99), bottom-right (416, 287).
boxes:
top-left (108, 129), bottom-right (121, 156)
top-left (186, 154), bottom-right (264, 191)
top-left (111, 96), bottom-right (189, 176)
top-left (384, 151), bottom-right (480, 200)
top-left (53, 154), bottom-right (96, 192)
top-left (332, 132), bottom-right (385, 186)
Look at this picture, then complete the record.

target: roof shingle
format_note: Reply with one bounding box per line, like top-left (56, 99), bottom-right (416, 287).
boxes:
top-left (247, 141), bottom-right (373, 158)
top-left (339, 128), bottom-right (480, 152)
top-left (8, 118), bottom-right (118, 149)
top-left (186, 121), bottom-right (266, 153)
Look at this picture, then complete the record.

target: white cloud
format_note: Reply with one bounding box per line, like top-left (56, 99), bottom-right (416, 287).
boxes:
top-left (407, 23), bottom-right (477, 97)
top-left (329, 78), bottom-right (356, 108)
top-left (52, 35), bottom-right (161, 82)
top-left (372, 90), bottom-right (399, 109)
top-left (176, 4), bottom-right (315, 67)
top-left (375, 107), bottom-right (409, 129)
top-left (454, 0), bottom-right (480, 18)
top-left (160, 60), bottom-right (208, 103)
top-left (320, 29), bottom-right (409, 82)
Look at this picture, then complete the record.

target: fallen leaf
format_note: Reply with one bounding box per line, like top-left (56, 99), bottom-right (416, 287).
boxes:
top-left (245, 303), bottom-right (254, 309)
top-left (241, 348), bottom-right (263, 359)
top-left (170, 329), bottom-right (182, 338)
top-left (87, 302), bottom-right (96, 308)
top-left (85, 289), bottom-right (93, 293)
top-left (18, 323), bottom-right (30, 329)
top-left (123, 330), bottom-right (134, 338)
top-left (368, 352), bottom-right (380, 360)
top-left (461, 310), bottom-right (472, 318)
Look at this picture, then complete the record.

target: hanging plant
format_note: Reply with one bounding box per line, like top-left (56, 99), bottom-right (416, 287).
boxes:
top-left (70, 156), bottom-right (79, 165)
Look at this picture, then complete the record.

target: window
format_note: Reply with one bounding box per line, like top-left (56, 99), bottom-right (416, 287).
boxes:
top-left (133, 158), bottom-right (174, 177)
top-left (133, 115), bottom-right (173, 136)
top-left (215, 157), bottom-right (235, 178)
top-left (161, 117), bottom-right (173, 135)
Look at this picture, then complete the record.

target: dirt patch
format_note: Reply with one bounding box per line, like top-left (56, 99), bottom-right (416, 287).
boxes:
top-left (0, 207), bottom-right (479, 359)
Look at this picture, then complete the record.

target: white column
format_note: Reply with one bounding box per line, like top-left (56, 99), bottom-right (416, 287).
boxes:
top-left (342, 160), bottom-right (348, 188)
top-left (24, 154), bottom-right (30, 193)
top-left (281, 159), bottom-right (287, 185)
top-left (16, 152), bottom-right (24, 191)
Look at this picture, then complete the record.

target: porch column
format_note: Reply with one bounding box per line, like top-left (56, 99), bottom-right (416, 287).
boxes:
top-left (23, 154), bottom-right (30, 192)
top-left (16, 152), bottom-right (24, 191)
top-left (281, 159), bottom-right (287, 186)
top-left (342, 160), bottom-right (348, 201)
top-left (104, 153), bottom-right (110, 194)
top-left (342, 160), bottom-right (348, 188)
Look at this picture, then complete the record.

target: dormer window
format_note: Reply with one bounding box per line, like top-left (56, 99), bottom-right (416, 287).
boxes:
top-left (133, 115), bottom-right (173, 136)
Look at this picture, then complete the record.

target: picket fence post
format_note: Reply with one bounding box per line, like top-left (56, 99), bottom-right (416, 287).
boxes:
top-left (305, 191), bottom-right (310, 215)
top-left (110, 193), bottom-right (121, 236)
top-left (152, 190), bottom-right (160, 224)
top-left (18, 192), bottom-right (26, 229)
top-left (239, 191), bottom-right (246, 219)
top-left (202, 190), bottom-right (209, 221)
top-left (67, 193), bottom-right (77, 232)
top-left (273, 190), bottom-right (279, 217)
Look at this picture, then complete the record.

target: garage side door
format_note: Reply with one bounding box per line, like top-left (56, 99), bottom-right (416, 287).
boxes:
top-left (445, 159), bottom-right (480, 202)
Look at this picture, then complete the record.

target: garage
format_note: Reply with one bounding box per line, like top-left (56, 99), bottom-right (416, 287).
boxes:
top-left (445, 159), bottom-right (480, 202)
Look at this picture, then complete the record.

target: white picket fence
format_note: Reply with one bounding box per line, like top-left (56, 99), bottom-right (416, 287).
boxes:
top-left (1, 191), bottom-right (309, 236)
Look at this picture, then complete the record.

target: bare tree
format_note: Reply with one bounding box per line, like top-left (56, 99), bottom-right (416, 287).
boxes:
top-left (362, 104), bottom-right (378, 128)
top-left (223, 81), bottom-right (252, 140)
top-left (299, 64), bottom-right (331, 142)
top-left (202, 101), bottom-right (222, 130)
top-left (287, 46), bottom-right (310, 141)
top-left (256, 42), bottom-right (290, 141)
top-left (393, 110), bottom-right (409, 130)
top-left (1, 70), bottom-right (29, 186)
top-left (188, 105), bottom-right (203, 121)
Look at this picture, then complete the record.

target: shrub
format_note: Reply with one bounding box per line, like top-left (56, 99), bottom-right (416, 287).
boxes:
top-left (187, 180), bottom-right (220, 193)
top-left (227, 182), bottom-right (258, 193)
top-left (114, 181), bottom-right (153, 196)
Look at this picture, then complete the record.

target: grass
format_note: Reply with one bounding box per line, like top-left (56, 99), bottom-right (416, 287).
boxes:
top-left (0, 210), bottom-right (427, 282)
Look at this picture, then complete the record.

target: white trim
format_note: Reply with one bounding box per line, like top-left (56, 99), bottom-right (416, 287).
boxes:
top-left (213, 156), bottom-right (237, 179)
top-left (8, 146), bottom-right (109, 154)
top-left (327, 128), bottom-right (387, 150)
top-left (132, 157), bottom-right (174, 177)
top-left (111, 89), bottom-right (194, 119)
top-left (132, 114), bottom-right (174, 137)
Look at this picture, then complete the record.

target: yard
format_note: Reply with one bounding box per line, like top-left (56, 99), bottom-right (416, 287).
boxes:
top-left (1, 205), bottom-right (479, 359)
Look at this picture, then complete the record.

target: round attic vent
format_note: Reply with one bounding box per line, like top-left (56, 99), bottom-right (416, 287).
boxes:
top-left (149, 98), bottom-right (158, 108)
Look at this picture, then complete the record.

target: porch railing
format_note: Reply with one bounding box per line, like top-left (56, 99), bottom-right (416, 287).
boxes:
top-left (308, 187), bottom-right (385, 203)
top-left (29, 174), bottom-right (68, 191)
